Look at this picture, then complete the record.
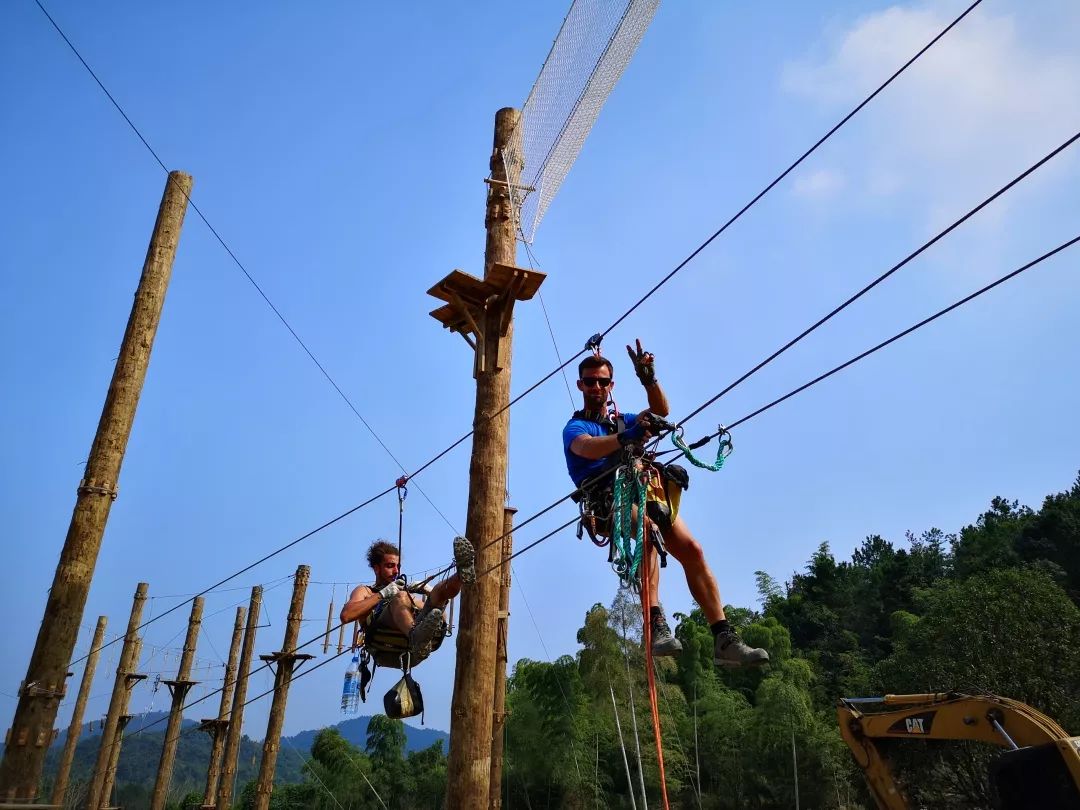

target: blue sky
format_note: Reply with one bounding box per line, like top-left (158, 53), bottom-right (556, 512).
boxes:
top-left (2, 0), bottom-right (1078, 746)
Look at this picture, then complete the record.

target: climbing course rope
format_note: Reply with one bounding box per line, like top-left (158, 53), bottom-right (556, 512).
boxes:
top-left (672, 427), bottom-right (732, 471)
top-left (610, 462), bottom-right (648, 587)
top-left (639, 540), bottom-right (671, 810)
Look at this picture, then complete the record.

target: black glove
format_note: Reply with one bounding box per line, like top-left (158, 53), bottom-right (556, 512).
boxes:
top-left (626, 339), bottom-right (657, 386)
top-left (617, 414), bottom-right (652, 446)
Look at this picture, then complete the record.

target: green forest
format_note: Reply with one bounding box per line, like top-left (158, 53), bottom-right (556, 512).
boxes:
top-left (55, 473), bottom-right (1080, 809)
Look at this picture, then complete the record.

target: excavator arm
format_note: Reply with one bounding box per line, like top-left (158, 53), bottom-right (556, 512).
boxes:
top-left (838, 692), bottom-right (1080, 809)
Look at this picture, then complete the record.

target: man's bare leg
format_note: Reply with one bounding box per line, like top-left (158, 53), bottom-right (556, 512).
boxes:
top-left (662, 515), bottom-right (769, 667)
top-left (408, 536), bottom-right (474, 659)
top-left (646, 542), bottom-right (661, 606)
top-left (427, 575), bottom-right (461, 609)
top-left (386, 591), bottom-right (418, 635)
top-left (661, 515), bottom-right (725, 624)
top-left (632, 505), bottom-right (661, 606)
top-left (636, 514), bottom-right (680, 656)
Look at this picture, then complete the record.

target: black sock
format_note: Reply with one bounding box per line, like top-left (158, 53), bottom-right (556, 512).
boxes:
top-left (710, 619), bottom-right (731, 636)
top-left (650, 605), bottom-right (662, 622)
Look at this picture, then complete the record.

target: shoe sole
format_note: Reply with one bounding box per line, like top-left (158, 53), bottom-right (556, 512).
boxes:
top-left (714, 656), bottom-right (770, 668)
top-left (410, 608), bottom-right (445, 657)
top-left (651, 641), bottom-right (683, 657)
top-left (454, 536), bottom-right (476, 584)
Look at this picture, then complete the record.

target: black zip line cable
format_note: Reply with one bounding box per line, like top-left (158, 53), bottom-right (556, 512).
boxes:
top-left (113, 633), bottom-right (356, 760)
top-left (79, 129), bottom-right (1072, 663)
top-left (49, 0), bottom-right (980, 665)
top-left (126, 222), bottom-right (1080, 752)
top-left (407, 0), bottom-right (988, 472)
top-left (722, 233), bottom-right (1080, 431)
top-left (599, 0), bottom-right (986, 337)
top-left (66, 485), bottom-right (396, 668)
top-left (32, 0), bottom-right (456, 535)
top-left (677, 128), bottom-right (1080, 431)
top-left (464, 231), bottom-right (1080, 584)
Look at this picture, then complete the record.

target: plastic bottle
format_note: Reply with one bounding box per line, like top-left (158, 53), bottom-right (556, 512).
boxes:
top-left (340, 653), bottom-right (359, 713)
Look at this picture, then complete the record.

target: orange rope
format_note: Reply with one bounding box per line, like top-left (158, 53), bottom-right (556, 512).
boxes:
top-left (640, 538), bottom-right (671, 810)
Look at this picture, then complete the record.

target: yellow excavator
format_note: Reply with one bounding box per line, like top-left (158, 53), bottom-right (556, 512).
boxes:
top-left (838, 692), bottom-right (1080, 809)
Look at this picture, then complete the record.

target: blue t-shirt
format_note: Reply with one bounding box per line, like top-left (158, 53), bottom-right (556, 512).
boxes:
top-left (562, 411), bottom-right (639, 487)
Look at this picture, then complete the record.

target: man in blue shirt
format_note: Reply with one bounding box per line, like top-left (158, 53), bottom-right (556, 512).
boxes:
top-left (563, 340), bottom-right (769, 667)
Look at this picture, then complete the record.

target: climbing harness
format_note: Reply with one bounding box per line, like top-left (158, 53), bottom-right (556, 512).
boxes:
top-left (572, 410), bottom-right (686, 585)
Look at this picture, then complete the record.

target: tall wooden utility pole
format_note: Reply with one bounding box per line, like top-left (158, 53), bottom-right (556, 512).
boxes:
top-left (489, 505), bottom-right (516, 809)
top-left (252, 566), bottom-right (312, 810)
top-left (199, 606), bottom-right (245, 809)
top-left (0, 171), bottom-right (193, 800)
top-left (51, 615), bottom-right (107, 806)
top-left (150, 597), bottom-right (204, 810)
top-left (99, 638), bottom-right (143, 809)
top-left (86, 583), bottom-right (148, 810)
top-left (429, 107), bottom-right (544, 808)
top-left (216, 586), bottom-right (262, 810)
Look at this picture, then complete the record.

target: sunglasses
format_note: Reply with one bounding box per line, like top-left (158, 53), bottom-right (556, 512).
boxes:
top-left (580, 376), bottom-right (613, 388)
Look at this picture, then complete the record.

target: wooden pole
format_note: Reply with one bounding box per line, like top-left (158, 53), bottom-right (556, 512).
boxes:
top-left (252, 566), bottom-right (311, 810)
top-left (489, 505), bottom-right (516, 809)
top-left (100, 636), bottom-right (144, 808)
top-left (199, 606), bottom-right (245, 809)
top-left (0, 171), bottom-right (193, 800)
top-left (85, 583), bottom-right (147, 810)
top-left (51, 616), bottom-right (107, 806)
top-left (322, 596), bottom-right (333, 654)
top-left (150, 597), bottom-right (204, 810)
top-left (445, 106), bottom-right (522, 809)
top-left (610, 682), bottom-right (639, 810)
top-left (216, 587), bottom-right (262, 810)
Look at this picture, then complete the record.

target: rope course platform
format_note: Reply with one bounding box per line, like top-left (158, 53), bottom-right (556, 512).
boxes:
top-left (428, 262), bottom-right (547, 373)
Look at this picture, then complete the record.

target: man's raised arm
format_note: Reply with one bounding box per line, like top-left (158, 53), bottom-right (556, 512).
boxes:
top-left (627, 339), bottom-right (669, 417)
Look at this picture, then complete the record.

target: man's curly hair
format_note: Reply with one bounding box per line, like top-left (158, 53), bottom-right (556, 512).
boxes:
top-left (366, 539), bottom-right (399, 569)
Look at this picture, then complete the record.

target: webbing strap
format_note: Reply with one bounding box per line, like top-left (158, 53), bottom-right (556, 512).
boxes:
top-left (640, 544), bottom-right (671, 810)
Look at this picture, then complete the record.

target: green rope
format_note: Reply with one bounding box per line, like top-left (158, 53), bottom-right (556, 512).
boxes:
top-left (671, 431), bottom-right (731, 472)
top-left (611, 465), bottom-right (647, 588)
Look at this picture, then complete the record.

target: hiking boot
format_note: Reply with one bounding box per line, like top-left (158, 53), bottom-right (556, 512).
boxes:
top-left (453, 535), bottom-right (476, 585)
top-left (714, 630), bottom-right (769, 668)
top-left (409, 607), bottom-right (445, 659)
top-left (650, 612), bottom-right (683, 657)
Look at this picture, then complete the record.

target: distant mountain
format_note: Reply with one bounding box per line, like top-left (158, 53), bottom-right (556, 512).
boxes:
top-left (35, 711), bottom-right (447, 809)
top-left (286, 715), bottom-right (448, 754)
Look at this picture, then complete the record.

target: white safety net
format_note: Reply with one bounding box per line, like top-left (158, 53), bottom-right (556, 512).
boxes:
top-left (504, 0), bottom-right (660, 243)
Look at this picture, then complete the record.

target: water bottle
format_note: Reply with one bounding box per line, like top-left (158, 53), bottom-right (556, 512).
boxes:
top-left (340, 653), bottom-right (359, 712)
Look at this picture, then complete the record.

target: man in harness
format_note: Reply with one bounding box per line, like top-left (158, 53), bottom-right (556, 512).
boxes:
top-left (340, 536), bottom-right (476, 663)
top-left (563, 340), bottom-right (769, 667)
